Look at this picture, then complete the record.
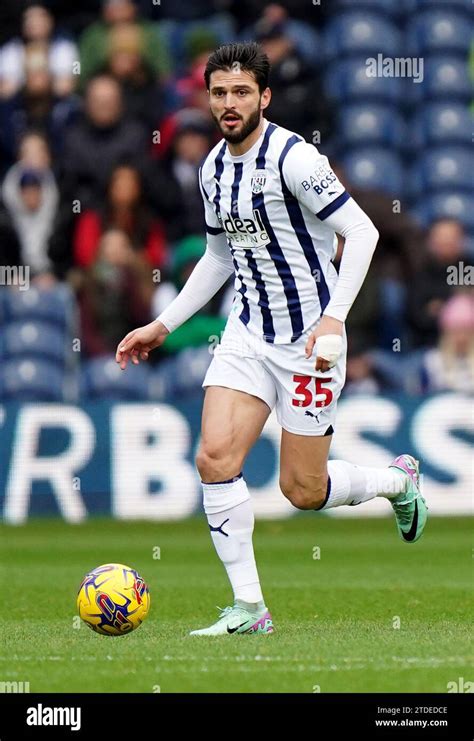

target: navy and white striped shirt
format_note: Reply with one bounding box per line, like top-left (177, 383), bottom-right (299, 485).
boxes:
top-left (199, 119), bottom-right (351, 344)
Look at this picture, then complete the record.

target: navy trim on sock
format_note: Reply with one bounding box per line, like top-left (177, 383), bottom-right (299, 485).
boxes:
top-left (201, 473), bottom-right (243, 485)
top-left (314, 476), bottom-right (331, 511)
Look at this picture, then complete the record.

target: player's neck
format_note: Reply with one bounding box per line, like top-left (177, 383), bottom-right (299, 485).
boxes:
top-left (227, 118), bottom-right (265, 157)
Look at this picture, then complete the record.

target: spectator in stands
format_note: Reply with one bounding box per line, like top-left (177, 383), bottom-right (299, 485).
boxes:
top-left (239, 3), bottom-right (322, 67)
top-left (0, 45), bottom-right (80, 168)
top-left (0, 4), bottom-right (78, 99)
top-left (171, 28), bottom-right (220, 115)
top-left (17, 129), bottom-right (52, 171)
top-left (153, 234), bottom-right (230, 354)
top-left (333, 163), bottom-right (425, 351)
top-left (0, 129), bottom-right (54, 278)
top-left (158, 108), bottom-right (215, 238)
top-left (408, 219), bottom-right (469, 348)
top-left (72, 163), bottom-right (168, 270)
top-left (77, 228), bottom-right (154, 356)
top-left (229, 0), bottom-right (327, 31)
top-left (103, 21), bottom-right (165, 132)
top-left (344, 347), bottom-right (381, 395)
top-left (60, 74), bottom-right (147, 207)
top-left (1, 163), bottom-right (59, 286)
top-left (79, 0), bottom-right (171, 85)
top-left (144, 0), bottom-right (227, 22)
top-left (409, 293), bottom-right (474, 394)
top-left (253, 14), bottom-right (332, 143)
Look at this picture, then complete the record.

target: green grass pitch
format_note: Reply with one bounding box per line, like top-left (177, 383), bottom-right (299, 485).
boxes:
top-left (1, 515), bottom-right (472, 693)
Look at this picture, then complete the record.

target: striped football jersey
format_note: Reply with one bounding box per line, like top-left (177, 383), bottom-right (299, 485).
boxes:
top-left (199, 118), bottom-right (351, 344)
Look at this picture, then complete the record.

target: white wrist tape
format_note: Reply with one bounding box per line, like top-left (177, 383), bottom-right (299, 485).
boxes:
top-left (314, 334), bottom-right (343, 368)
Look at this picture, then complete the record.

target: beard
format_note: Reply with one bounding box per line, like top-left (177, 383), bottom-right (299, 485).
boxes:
top-left (212, 104), bottom-right (262, 144)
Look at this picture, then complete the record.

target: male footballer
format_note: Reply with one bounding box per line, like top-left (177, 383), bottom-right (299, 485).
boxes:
top-left (116, 43), bottom-right (428, 636)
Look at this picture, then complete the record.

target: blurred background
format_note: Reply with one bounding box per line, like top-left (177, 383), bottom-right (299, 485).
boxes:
top-left (0, 0), bottom-right (472, 522)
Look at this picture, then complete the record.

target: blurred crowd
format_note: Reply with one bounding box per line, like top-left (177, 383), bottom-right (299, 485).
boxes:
top-left (0, 0), bottom-right (472, 401)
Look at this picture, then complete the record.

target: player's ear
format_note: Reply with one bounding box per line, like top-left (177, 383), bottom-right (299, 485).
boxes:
top-left (260, 87), bottom-right (271, 111)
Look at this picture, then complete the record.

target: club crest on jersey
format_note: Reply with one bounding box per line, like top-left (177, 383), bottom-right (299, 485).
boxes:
top-left (251, 169), bottom-right (267, 194)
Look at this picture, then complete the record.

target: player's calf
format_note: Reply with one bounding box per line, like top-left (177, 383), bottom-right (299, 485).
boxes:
top-left (279, 473), bottom-right (329, 510)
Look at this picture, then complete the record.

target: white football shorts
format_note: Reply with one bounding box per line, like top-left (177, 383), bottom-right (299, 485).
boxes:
top-left (202, 304), bottom-right (347, 436)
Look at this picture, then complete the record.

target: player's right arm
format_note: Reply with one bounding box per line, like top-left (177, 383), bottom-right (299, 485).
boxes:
top-left (115, 164), bottom-right (234, 370)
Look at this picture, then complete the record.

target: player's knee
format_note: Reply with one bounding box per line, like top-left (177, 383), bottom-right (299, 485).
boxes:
top-left (280, 475), bottom-right (328, 510)
top-left (195, 442), bottom-right (240, 483)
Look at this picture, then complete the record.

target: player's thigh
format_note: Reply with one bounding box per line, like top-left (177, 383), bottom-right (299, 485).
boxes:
top-left (196, 385), bottom-right (271, 481)
top-left (279, 429), bottom-right (332, 510)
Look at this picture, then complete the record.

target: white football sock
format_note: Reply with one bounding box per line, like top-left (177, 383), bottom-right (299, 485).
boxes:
top-left (319, 460), bottom-right (408, 510)
top-left (202, 474), bottom-right (264, 605)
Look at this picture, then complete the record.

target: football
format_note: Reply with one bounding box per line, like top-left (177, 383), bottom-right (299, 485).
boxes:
top-left (77, 563), bottom-right (150, 636)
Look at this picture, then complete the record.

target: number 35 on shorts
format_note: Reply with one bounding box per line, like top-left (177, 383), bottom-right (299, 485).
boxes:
top-left (291, 374), bottom-right (333, 408)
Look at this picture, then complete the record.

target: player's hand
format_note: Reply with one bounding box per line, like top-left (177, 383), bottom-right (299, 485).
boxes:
top-left (305, 315), bottom-right (344, 372)
top-left (115, 320), bottom-right (170, 370)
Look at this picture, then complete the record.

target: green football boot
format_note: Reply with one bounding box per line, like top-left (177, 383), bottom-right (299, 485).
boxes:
top-left (189, 601), bottom-right (274, 636)
top-left (389, 454), bottom-right (428, 543)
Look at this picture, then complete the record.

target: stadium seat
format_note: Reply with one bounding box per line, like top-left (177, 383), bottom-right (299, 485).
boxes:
top-left (413, 192), bottom-right (474, 231)
top-left (337, 103), bottom-right (407, 151)
top-left (341, 148), bottom-right (404, 195)
top-left (0, 358), bottom-right (68, 401)
top-left (409, 57), bottom-right (472, 103)
top-left (411, 147), bottom-right (473, 197)
top-left (81, 356), bottom-right (150, 400)
top-left (1, 284), bottom-right (77, 331)
top-left (408, 10), bottom-right (472, 56)
top-left (410, 0), bottom-right (472, 18)
top-left (412, 103), bottom-right (473, 148)
top-left (331, 0), bottom-right (405, 20)
top-left (0, 320), bottom-right (69, 366)
top-left (149, 346), bottom-right (213, 400)
top-left (324, 12), bottom-right (401, 60)
top-left (324, 58), bottom-right (404, 103)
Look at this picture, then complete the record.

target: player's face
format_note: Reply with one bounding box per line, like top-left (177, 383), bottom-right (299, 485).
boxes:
top-left (208, 68), bottom-right (270, 145)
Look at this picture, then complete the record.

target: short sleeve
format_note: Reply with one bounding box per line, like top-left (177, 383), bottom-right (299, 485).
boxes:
top-left (282, 142), bottom-right (350, 221)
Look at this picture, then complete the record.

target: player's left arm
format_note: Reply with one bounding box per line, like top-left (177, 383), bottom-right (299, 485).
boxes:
top-left (282, 142), bottom-right (379, 371)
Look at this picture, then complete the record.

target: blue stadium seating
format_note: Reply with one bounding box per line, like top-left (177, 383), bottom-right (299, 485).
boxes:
top-left (0, 358), bottom-right (68, 401)
top-left (409, 57), bottom-right (472, 103)
top-left (412, 0), bottom-right (472, 14)
top-left (331, 0), bottom-right (406, 21)
top-left (411, 147), bottom-right (473, 197)
top-left (324, 12), bottom-right (401, 60)
top-left (0, 320), bottom-right (69, 367)
top-left (149, 346), bottom-right (213, 400)
top-left (337, 104), bottom-right (407, 151)
top-left (325, 58), bottom-right (404, 103)
top-left (408, 10), bottom-right (473, 56)
top-left (1, 284), bottom-right (76, 331)
top-left (341, 148), bottom-right (404, 195)
top-left (412, 103), bottom-right (473, 148)
top-left (81, 356), bottom-right (150, 400)
top-left (414, 192), bottom-right (474, 231)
